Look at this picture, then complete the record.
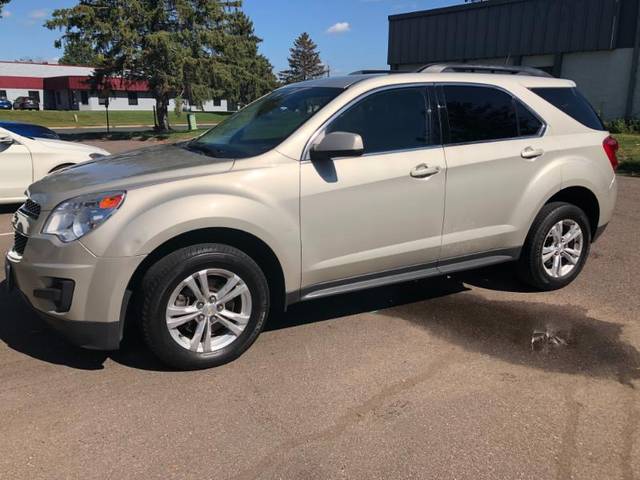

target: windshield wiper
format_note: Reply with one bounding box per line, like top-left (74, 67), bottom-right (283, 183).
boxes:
top-left (186, 142), bottom-right (233, 158)
top-left (185, 142), bottom-right (218, 157)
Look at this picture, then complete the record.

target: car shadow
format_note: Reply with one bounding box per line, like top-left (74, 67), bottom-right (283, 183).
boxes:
top-left (1, 267), bottom-right (638, 386)
top-left (454, 262), bottom-right (541, 293)
top-left (0, 276), bottom-right (468, 372)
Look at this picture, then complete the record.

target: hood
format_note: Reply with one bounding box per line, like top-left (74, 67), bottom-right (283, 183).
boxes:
top-left (29, 137), bottom-right (110, 156)
top-left (28, 143), bottom-right (235, 209)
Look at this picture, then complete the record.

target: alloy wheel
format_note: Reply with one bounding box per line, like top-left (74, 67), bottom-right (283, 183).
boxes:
top-left (165, 268), bottom-right (252, 353)
top-left (541, 219), bottom-right (584, 279)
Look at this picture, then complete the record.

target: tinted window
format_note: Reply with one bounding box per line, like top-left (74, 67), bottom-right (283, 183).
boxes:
top-left (531, 87), bottom-right (604, 130)
top-left (516, 101), bottom-right (543, 136)
top-left (0, 123), bottom-right (60, 140)
top-left (192, 87), bottom-right (342, 159)
top-left (327, 87), bottom-right (429, 154)
top-left (444, 85), bottom-right (518, 143)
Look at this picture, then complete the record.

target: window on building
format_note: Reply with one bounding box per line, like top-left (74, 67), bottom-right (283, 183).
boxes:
top-left (327, 87), bottom-right (430, 154)
top-left (531, 87), bottom-right (604, 131)
top-left (0, 90), bottom-right (7, 99)
top-left (55, 91), bottom-right (62, 106)
top-left (80, 91), bottom-right (89, 105)
top-left (443, 85), bottom-right (519, 144)
top-left (28, 91), bottom-right (40, 102)
top-left (213, 98), bottom-right (222, 107)
top-left (128, 91), bottom-right (138, 106)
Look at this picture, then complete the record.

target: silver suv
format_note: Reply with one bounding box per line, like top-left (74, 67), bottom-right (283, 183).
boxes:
top-left (5, 65), bottom-right (618, 370)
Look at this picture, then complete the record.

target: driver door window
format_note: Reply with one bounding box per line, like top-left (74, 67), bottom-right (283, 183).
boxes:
top-left (327, 87), bottom-right (432, 153)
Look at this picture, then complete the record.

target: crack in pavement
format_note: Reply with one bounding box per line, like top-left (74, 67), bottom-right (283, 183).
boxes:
top-left (621, 392), bottom-right (639, 480)
top-left (232, 354), bottom-right (455, 480)
top-left (556, 386), bottom-right (582, 480)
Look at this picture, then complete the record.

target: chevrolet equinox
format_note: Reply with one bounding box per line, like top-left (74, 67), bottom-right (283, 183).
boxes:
top-left (5, 65), bottom-right (619, 369)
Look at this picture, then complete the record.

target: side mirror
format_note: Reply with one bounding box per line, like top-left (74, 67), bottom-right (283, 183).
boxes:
top-left (310, 131), bottom-right (364, 161)
top-left (0, 135), bottom-right (14, 146)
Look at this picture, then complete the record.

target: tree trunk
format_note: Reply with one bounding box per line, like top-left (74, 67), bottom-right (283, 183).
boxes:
top-left (155, 94), bottom-right (170, 131)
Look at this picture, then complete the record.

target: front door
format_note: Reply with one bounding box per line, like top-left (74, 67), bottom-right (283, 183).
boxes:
top-left (300, 86), bottom-right (446, 291)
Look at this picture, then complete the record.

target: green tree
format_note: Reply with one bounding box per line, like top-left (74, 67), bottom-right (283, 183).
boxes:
top-left (0, 0), bottom-right (10, 18)
top-left (46, 0), bottom-right (244, 131)
top-left (279, 32), bottom-right (326, 85)
top-left (58, 37), bottom-right (100, 65)
top-left (221, 9), bottom-right (276, 108)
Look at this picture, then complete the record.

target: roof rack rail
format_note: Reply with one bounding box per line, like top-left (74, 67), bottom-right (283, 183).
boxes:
top-left (348, 69), bottom-right (408, 75)
top-left (417, 63), bottom-right (553, 78)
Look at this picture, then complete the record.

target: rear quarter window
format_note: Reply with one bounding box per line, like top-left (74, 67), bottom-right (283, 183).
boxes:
top-left (530, 87), bottom-right (604, 131)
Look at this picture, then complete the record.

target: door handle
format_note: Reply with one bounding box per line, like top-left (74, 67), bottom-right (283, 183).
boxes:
top-left (410, 163), bottom-right (440, 178)
top-left (521, 146), bottom-right (544, 159)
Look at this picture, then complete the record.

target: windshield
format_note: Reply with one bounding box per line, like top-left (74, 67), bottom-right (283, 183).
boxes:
top-left (189, 86), bottom-right (343, 159)
top-left (0, 124), bottom-right (59, 140)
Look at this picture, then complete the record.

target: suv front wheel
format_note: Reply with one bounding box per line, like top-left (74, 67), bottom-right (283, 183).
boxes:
top-left (518, 202), bottom-right (592, 291)
top-left (140, 243), bottom-right (270, 370)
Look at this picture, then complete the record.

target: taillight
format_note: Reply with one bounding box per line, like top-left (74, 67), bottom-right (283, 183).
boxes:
top-left (603, 136), bottom-right (619, 171)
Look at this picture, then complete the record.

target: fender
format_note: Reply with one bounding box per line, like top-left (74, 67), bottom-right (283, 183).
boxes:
top-left (79, 161), bottom-right (302, 295)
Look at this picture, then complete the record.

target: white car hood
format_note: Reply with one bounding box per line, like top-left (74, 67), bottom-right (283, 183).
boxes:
top-left (29, 137), bottom-right (110, 156)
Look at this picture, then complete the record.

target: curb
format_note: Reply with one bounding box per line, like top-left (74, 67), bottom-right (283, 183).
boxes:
top-left (54, 123), bottom-right (219, 130)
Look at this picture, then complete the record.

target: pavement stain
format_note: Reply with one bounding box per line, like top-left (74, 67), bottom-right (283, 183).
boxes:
top-left (389, 293), bottom-right (640, 388)
top-left (229, 354), bottom-right (456, 480)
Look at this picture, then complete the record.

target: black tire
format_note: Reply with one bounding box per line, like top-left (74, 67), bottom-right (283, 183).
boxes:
top-left (518, 202), bottom-right (592, 291)
top-left (140, 243), bottom-right (270, 370)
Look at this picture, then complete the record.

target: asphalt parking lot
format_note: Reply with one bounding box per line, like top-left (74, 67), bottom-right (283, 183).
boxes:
top-left (0, 157), bottom-right (638, 479)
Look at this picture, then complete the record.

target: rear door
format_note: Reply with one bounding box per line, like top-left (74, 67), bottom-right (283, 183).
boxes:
top-left (0, 134), bottom-right (32, 201)
top-left (300, 85), bottom-right (446, 291)
top-left (438, 84), bottom-right (549, 260)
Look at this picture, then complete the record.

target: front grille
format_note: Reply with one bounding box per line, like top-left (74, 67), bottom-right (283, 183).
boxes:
top-left (13, 232), bottom-right (28, 256)
top-left (19, 199), bottom-right (41, 219)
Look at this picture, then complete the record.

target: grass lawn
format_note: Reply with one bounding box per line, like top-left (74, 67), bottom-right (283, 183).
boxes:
top-left (616, 134), bottom-right (640, 175)
top-left (0, 110), bottom-right (231, 128)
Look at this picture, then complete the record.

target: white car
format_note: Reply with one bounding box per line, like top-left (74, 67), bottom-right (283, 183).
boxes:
top-left (0, 126), bottom-right (109, 204)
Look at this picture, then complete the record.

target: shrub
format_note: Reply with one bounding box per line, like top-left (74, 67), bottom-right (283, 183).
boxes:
top-left (604, 118), bottom-right (640, 134)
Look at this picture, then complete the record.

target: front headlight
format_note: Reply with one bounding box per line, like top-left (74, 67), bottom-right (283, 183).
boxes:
top-left (42, 191), bottom-right (126, 243)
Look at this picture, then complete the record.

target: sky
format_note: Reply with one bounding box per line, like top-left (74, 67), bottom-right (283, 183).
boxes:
top-left (0, 0), bottom-right (462, 75)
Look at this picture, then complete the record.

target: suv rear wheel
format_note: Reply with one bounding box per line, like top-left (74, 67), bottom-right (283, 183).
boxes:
top-left (140, 243), bottom-right (269, 370)
top-left (518, 202), bottom-right (591, 290)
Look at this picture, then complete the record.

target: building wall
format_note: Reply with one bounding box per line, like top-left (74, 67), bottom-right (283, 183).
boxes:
top-left (0, 62), bottom-right (94, 78)
top-left (0, 62), bottom-right (231, 112)
top-left (75, 91), bottom-right (229, 112)
top-left (561, 49), bottom-right (634, 120)
top-left (395, 49), bottom-right (637, 120)
top-left (0, 88), bottom-right (44, 108)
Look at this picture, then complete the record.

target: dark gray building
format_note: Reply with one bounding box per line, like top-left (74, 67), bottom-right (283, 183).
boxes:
top-left (388, 0), bottom-right (640, 120)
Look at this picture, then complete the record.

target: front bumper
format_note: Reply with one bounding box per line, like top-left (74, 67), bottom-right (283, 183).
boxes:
top-left (6, 233), bottom-right (144, 350)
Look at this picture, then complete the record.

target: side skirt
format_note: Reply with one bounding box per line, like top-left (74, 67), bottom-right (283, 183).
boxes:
top-left (291, 248), bottom-right (521, 304)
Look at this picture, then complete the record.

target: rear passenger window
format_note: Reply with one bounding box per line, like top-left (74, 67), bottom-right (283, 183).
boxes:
top-left (327, 87), bottom-right (429, 154)
top-left (443, 85), bottom-right (518, 143)
top-left (531, 87), bottom-right (604, 131)
top-left (516, 101), bottom-right (543, 136)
